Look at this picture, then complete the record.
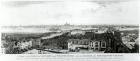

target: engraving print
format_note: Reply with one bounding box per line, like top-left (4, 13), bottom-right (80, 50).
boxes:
top-left (1, 0), bottom-right (139, 54)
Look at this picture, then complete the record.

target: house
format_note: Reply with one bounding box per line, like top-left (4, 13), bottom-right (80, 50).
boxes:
top-left (67, 29), bottom-right (132, 53)
top-left (68, 39), bottom-right (90, 51)
top-left (89, 39), bottom-right (106, 51)
top-left (32, 38), bottom-right (41, 48)
top-left (67, 39), bottom-right (106, 51)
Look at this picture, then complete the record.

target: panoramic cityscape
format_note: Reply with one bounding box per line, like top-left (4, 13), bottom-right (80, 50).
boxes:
top-left (1, 23), bottom-right (139, 54)
top-left (0, 0), bottom-right (139, 54)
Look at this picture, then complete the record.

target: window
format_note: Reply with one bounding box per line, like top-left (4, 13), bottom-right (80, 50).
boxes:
top-left (95, 42), bottom-right (98, 47)
top-left (92, 44), bottom-right (94, 47)
top-left (95, 44), bottom-right (98, 47)
top-left (102, 42), bottom-right (106, 48)
top-left (72, 41), bottom-right (74, 44)
top-left (95, 42), bottom-right (98, 44)
top-left (95, 48), bottom-right (98, 50)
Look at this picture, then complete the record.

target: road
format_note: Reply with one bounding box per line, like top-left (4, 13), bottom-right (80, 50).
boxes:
top-left (22, 49), bottom-right (104, 54)
top-left (22, 49), bottom-right (55, 54)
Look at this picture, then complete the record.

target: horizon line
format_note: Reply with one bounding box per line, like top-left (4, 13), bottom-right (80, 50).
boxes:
top-left (1, 24), bottom-right (139, 27)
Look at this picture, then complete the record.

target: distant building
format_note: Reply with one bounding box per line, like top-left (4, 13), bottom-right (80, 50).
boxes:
top-left (64, 22), bottom-right (71, 26)
top-left (70, 29), bottom-right (85, 35)
top-left (69, 28), bottom-right (100, 35)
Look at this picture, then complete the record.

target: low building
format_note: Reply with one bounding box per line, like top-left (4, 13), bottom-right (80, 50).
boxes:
top-left (32, 38), bottom-right (41, 48)
top-left (68, 39), bottom-right (89, 49)
top-left (89, 40), bottom-right (106, 51)
top-left (67, 29), bottom-right (132, 53)
top-left (68, 39), bottom-right (106, 51)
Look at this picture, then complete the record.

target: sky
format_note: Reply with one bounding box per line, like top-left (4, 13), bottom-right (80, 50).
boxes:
top-left (0, 0), bottom-right (139, 25)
